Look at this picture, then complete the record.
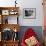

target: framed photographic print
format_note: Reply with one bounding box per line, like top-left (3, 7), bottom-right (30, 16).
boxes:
top-left (23, 8), bottom-right (36, 19)
top-left (2, 10), bottom-right (9, 15)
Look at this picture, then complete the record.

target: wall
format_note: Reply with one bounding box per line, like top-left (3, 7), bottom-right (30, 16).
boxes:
top-left (0, 0), bottom-right (44, 26)
top-left (18, 0), bottom-right (44, 26)
top-left (0, 0), bottom-right (15, 7)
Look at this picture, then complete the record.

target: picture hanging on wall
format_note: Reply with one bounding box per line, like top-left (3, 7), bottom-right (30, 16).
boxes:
top-left (23, 8), bottom-right (36, 19)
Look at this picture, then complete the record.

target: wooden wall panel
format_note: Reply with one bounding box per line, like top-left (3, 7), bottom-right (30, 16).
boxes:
top-left (0, 24), bottom-right (20, 32)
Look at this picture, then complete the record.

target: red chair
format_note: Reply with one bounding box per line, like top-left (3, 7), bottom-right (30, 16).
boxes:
top-left (21, 28), bottom-right (41, 46)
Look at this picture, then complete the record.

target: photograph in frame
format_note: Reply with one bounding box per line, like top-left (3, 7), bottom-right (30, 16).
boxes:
top-left (23, 8), bottom-right (36, 19)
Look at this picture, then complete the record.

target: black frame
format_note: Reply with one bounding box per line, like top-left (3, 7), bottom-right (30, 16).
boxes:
top-left (23, 8), bottom-right (36, 19)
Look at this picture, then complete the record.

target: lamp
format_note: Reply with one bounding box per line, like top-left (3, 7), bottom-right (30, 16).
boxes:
top-left (15, 0), bottom-right (17, 7)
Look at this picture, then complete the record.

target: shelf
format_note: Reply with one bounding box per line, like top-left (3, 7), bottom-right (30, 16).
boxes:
top-left (2, 41), bottom-right (19, 46)
top-left (0, 7), bottom-right (19, 46)
top-left (0, 7), bottom-right (19, 16)
top-left (2, 40), bottom-right (19, 43)
top-left (0, 7), bottom-right (19, 24)
top-left (0, 24), bottom-right (20, 32)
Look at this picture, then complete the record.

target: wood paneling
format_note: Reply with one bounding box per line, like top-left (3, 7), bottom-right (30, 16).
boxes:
top-left (0, 24), bottom-right (20, 32)
top-left (2, 41), bottom-right (19, 46)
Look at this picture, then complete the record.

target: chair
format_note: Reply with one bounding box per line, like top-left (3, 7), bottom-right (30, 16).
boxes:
top-left (21, 28), bottom-right (41, 46)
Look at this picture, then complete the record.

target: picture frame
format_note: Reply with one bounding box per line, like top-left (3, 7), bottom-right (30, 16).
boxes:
top-left (23, 8), bottom-right (36, 19)
top-left (2, 10), bottom-right (9, 15)
top-left (9, 9), bottom-right (18, 15)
